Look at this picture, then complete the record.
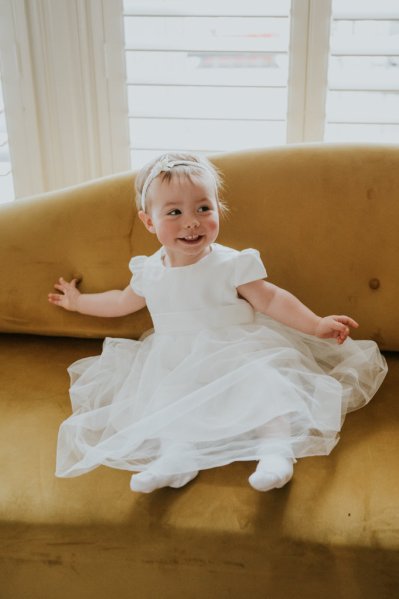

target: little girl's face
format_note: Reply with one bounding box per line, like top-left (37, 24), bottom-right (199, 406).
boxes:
top-left (138, 172), bottom-right (219, 266)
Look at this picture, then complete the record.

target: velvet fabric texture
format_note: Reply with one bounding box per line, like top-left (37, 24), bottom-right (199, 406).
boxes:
top-left (0, 144), bottom-right (398, 598)
top-left (0, 144), bottom-right (398, 348)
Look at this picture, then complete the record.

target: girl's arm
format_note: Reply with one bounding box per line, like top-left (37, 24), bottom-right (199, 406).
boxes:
top-left (237, 279), bottom-right (359, 344)
top-left (48, 277), bottom-right (146, 317)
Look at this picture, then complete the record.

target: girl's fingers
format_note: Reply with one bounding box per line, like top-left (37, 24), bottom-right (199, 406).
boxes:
top-left (318, 315), bottom-right (357, 343)
top-left (333, 320), bottom-right (349, 334)
top-left (337, 315), bottom-right (359, 328)
top-left (55, 278), bottom-right (78, 291)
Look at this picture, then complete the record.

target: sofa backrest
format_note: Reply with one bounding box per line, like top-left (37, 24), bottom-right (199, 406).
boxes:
top-left (0, 144), bottom-right (398, 350)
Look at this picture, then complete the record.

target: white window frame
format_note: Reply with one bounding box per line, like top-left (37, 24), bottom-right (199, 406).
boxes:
top-left (0, 0), bottom-right (129, 198)
top-left (287, 0), bottom-right (332, 142)
top-left (0, 0), bottom-right (43, 197)
top-left (0, 0), bottom-right (338, 198)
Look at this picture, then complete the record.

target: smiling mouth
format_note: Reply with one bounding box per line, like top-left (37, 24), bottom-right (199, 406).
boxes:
top-left (178, 234), bottom-right (204, 244)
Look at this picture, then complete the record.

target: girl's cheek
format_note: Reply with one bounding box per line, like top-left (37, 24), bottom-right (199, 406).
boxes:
top-left (209, 218), bottom-right (219, 232)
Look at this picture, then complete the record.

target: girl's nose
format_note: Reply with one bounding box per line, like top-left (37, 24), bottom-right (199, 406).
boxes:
top-left (184, 215), bottom-right (200, 228)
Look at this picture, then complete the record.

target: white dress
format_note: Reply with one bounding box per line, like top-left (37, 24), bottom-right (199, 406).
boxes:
top-left (55, 243), bottom-right (388, 478)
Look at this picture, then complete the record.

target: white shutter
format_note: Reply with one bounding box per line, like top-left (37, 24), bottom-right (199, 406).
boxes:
top-left (0, 75), bottom-right (14, 203)
top-left (325, 0), bottom-right (399, 142)
top-left (123, 0), bottom-right (292, 168)
top-left (4, 1), bottom-right (398, 201)
top-left (0, 0), bottom-right (129, 200)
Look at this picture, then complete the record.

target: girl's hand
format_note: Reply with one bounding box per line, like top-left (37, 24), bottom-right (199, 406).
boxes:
top-left (314, 315), bottom-right (359, 344)
top-left (48, 277), bottom-right (81, 312)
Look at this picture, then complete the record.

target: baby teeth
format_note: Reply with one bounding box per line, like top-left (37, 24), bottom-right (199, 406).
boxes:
top-left (184, 235), bottom-right (199, 240)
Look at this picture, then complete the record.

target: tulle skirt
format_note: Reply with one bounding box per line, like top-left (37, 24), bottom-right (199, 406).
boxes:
top-left (55, 314), bottom-right (387, 478)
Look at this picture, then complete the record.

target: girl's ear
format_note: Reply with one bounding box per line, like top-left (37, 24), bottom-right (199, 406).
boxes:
top-left (138, 210), bottom-right (156, 234)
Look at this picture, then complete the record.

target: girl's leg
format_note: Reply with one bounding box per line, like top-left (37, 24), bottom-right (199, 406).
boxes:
top-left (130, 439), bottom-right (199, 493)
top-left (248, 416), bottom-right (294, 492)
top-left (248, 455), bottom-right (294, 492)
top-left (130, 469), bottom-right (198, 493)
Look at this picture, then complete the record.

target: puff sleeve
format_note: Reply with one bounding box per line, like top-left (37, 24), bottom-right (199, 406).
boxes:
top-left (233, 248), bottom-right (267, 287)
top-left (129, 255), bottom-right (147, 297)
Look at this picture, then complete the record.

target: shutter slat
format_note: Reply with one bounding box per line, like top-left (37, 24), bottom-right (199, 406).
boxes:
top-left (124, 1), bottom-right (290, 166)
top-left (123, 0), bottom-right (290, 18)
top-left (325, 1), bottom-right (399, 142)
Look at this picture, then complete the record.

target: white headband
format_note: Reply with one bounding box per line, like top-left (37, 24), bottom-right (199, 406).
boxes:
top-left (140, 156), bottom-right (215, 211)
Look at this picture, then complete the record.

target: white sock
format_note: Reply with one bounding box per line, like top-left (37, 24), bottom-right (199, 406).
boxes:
top-left (130, 469), bottom-right (198, 493)
top-left (248, 455), bottom-right (294, 492)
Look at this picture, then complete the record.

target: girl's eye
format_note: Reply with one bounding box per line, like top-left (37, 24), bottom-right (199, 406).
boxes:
top-left (198, 205), bottom-right (210, 212)
top-left (168, 209), bottom-right (181, 216)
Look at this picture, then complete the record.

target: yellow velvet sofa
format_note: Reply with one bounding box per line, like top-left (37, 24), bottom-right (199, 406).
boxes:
top-left (1, 144), bottom-right (398, 599)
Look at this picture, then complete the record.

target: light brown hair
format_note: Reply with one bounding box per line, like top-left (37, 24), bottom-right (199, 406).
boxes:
top-left (135, 152), bottom-right (228, 215)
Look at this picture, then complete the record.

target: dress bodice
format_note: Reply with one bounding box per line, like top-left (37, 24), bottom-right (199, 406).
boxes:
top-left (129, 243), bottom-right (267, 333)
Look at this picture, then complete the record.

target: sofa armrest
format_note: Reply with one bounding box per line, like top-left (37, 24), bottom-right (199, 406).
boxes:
top-left (0, 172), bottom-right (154, 338)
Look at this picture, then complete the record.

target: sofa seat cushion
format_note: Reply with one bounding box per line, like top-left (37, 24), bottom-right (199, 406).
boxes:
top-left (1, 333), bottom-right (398, 598)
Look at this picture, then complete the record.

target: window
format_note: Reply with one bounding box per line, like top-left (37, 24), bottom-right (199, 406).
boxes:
top-left (325, 0), bottom-right (399, 142)
top-left (0, 69), bottom-right (14, 203)
top-left (123, 0), bottom-right (292, 168)
top-left (1, 0), bottom-right (398, 200)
